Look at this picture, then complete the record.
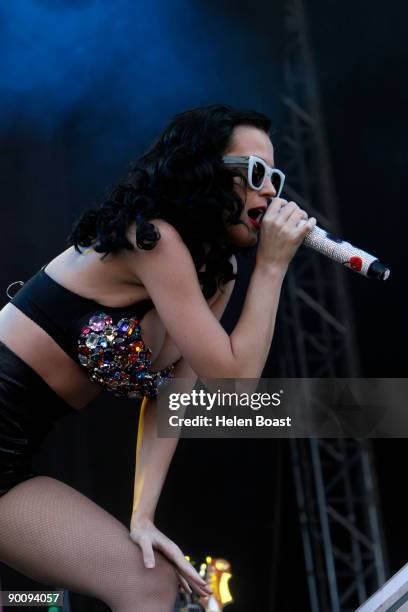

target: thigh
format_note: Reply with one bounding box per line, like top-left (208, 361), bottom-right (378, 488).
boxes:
top-left (0, 475), bottom-right (177, 606)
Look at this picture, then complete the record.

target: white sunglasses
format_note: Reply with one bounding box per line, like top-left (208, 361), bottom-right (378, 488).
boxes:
top-left (222, 155), bottom-right (285, 196)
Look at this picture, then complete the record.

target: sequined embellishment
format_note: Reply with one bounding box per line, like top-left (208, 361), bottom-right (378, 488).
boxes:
top-left (77, 313), bottom-right (174, 399)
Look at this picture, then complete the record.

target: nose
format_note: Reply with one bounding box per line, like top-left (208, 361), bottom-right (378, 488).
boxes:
top-left (260, 175), bottom-right (277, 198)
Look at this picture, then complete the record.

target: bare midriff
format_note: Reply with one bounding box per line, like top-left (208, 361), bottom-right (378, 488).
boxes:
top-left (0, 304), bottom-right (102, 409)
top-left (0, 304), bottom-right (171, 410)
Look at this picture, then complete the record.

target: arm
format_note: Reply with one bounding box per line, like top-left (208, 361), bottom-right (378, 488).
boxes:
top-left (129, 357), bottom-right (213, 597)
top-left (147, 254), bottom-right (237, 370)
top-left (131, 357), bottom-right (197, 526)
top-left (129, 279), bottom-right (236, 596)
top-left (131, 206), bottom-right (315, 380)
top-left (131, 263), bottom-right (236, 523)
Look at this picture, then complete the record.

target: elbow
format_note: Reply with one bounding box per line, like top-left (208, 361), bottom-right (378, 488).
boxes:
top-left (199, 357), bottom-right (242, 380)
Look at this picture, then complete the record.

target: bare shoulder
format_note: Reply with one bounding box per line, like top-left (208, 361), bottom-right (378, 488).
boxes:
top-left (125, 218), bottom-right (195, 282)
top-left (126, 218), bottom-right (184, 251)
top-left (125, 217), bottom-right (237, 297)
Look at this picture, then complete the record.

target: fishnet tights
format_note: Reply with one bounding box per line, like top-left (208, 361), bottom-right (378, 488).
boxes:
top-left (0, 476), bottom-right (179, 611)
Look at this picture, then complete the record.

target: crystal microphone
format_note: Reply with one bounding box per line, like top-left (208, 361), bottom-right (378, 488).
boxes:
top-left (303, 225), bottom-right (390, 280)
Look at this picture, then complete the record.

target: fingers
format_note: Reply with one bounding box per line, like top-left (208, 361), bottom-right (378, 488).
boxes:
top-left (139, 535), bottom-right (156, 569)
top-left (176, 570), bottom-right (192, 594)
top-left (269, 199), bottom-right (315, 232)
top-left (173, 551), bottom-right (208, 589)
top-left (297, 216), bottom-right (317, 234)
top-left (176, 568), bottom-right (213, 598)
top-left (175, 562), bottom-right (212, 598)
top-left (130, 525), bottom-right (213, 598)
top-left (278, 201), bottom-right (306, 222)
top-left (266, 198), bottom-right (305, 222)
top-left (155, 540), bottom-right (212, 597)
top-left (266, 197), bottom-right (288, 216)
top-left (156, 539), bottom-right (192, 574)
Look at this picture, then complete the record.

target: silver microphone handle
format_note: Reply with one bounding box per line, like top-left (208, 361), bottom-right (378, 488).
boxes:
top-left (303, 225), bottom-right (390, 280)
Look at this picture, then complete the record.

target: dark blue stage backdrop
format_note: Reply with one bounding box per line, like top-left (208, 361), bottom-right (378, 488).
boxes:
top-left (0, 1), bottom-right (406, 611)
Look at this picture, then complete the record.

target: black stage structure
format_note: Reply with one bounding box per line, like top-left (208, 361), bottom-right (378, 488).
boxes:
top-left (276, 1), bottom-right (388, 611)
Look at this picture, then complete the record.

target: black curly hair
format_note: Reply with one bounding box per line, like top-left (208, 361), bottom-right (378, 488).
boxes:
top-left (67, 104), bottom-right (272, 299)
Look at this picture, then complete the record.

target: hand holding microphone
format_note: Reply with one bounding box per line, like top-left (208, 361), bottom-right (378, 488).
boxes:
top-left (256, 198), bottom-right (316, 272)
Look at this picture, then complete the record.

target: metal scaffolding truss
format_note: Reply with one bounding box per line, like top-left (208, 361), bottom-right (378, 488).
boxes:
top-left (278, 0), bottom-right (388, 610)
top-left (290, 437), bottom-right (387, 612)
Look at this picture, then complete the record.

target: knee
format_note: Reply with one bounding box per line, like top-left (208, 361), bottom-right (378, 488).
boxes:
top-left (142, 551), bottom-right (179, 601)
top-left (103, 541), bottom-right (179, 609)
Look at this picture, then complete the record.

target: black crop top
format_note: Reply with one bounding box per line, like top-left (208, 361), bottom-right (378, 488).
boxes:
top-left (8, 267), bottom-right (175, 399)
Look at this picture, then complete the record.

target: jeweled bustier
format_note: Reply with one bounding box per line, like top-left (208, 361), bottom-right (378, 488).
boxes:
top-left (77, 312), bottom-right (174, 398)
top-left (8, 267), bottom-right (175, 399)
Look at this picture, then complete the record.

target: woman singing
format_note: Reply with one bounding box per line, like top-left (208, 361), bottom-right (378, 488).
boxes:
top-left (0, 104), bottom-right (315, 611)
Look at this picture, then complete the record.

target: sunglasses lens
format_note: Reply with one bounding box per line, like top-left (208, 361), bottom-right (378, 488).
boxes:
top-left (271, 171), bottom-right (282, 194)
top-left (251, 161), bottom-right (266, 188)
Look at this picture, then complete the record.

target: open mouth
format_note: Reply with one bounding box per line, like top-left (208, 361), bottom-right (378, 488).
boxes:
top-left (247, 206), bottom-right (267, 230)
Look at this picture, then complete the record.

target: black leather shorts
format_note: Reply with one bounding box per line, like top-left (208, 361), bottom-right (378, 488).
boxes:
top-left (0, 340), bottom-right (75, 497)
